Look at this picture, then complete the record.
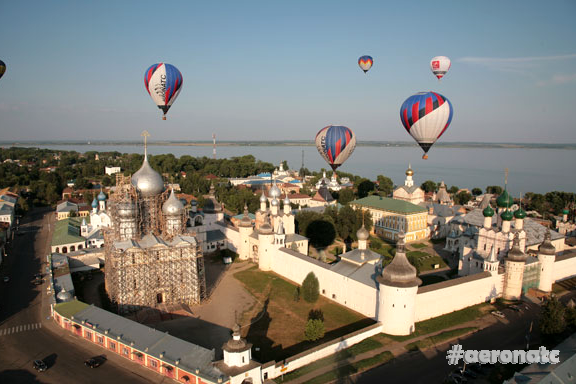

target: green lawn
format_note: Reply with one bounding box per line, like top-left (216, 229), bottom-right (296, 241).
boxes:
top-left (407, 250), bottom-right (448, 272)
top-left (234, 266), bottom-right (374, 362)
top-left (301, 351), bottom-right (394, 384)
top-left (410, 242), bottom-right (428, 249)
top-left (277, 337), bottom-right (384, 382)
top-left (405, 327), bottom-right (478, 351)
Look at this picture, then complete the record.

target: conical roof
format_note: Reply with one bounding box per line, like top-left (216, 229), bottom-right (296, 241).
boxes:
top-left (97, 189), bottom-right (106, 201)
top-left (239, 205), bottom-right (253, 227)
top-left (378, 232), bottom-right (421, 288)
top-left (507, 233), bottom-right (526, 262)
top-left (162, 189), bottom-right (184, 215)
top-left (538, 230), bottom-right (556, 256)
top-left (131, 155), bottom-right (164, 197)
top-left (91, 198), bottom-right (98, 208)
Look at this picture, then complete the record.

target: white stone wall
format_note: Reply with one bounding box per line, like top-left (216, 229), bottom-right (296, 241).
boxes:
top-left (265, 323), bottom-right (383, 379)
top-left (379, 285), bottom-right (418, 335)
top-left (217, 223), bottom-right (239, 252)
top-left (552, 254), bottom-right (576, 282)
top-left (504, 260), bottom-right (525, 300)
top-left (414, 273), bottom-right (503, 322)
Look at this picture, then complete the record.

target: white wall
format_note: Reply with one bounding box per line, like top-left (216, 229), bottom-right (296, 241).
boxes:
top-left (414, 272), bottom-right (503, 322)
top-left (217, 223), bottom-right (239, 252)
top-left (553, 254), bottom-right (576, 282)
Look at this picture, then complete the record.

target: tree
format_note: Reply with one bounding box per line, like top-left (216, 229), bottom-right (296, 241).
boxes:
top-left (472, 188), bottom-right (483, 196)
top-left (295, 211), bottom-right (324, 236)
top-left (301, 272), bottom-right (320, 303)
top-left (376, 175), bottom-right (394, 196)
top-left (304, 319), bottom-right (325, 341)
top-left (357, 179), bottom-right (375, 198)
top-left (335, 205), bottom-right (357, 241)
top-left (337, 188), bottom-right (355, 205)
top-left (486, 186), bottom-right (503, 195)
top-left (308, 309), bottom-right (324, 322)
top-left (448, 185), bottom-right (459, 194)
top-left (421, 180), bottom-right (437, 193)
top-left (281, 160), bottom-right (289, 170)
top-left (454, 191), bottom-right (472, 206)
top-left (540, 296), bottom-right (566, 335)
top-left (406, 253), bottom-right (422, 275)
top-left (306, 220), bottom-right (336, 249)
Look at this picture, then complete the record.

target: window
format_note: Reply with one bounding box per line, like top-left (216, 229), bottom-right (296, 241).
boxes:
top-left (85, 331), bottom-right (92, 340)
top-left (332, 294), bottom-right (336, 299)
top-left (322, 289), bottom-right (325, 294)
top-left (150, 359), bottom-right (158, 369)
top-left (109, 341), bottom-right (116, 350)
top-left (97, 335), bottom-right (104, 345)
top-left (122, 347), bottom-right (129, 356)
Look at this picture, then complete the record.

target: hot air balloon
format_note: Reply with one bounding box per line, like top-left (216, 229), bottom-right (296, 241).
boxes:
top-left (400, 92), bottom-right (453, 159)
top-left (0, 60), bottom-right (6, 81)
top-left (430, 56), bottom-right (451, 80)
top-left (315, 125), bottom-right (357, 171)
top-left (144, 63), bottom-right (183, 120)
top-left (358, 56), bottom-right (373, 73)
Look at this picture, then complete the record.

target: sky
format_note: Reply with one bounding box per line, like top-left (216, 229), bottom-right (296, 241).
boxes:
top-left (1, 0), bottom-right (575, 143)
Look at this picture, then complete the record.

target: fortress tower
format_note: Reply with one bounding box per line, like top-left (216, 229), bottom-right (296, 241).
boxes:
top-left (503, 233), bottom-right (527, 300)
top-left (537, 230), bottom-right (556, 292)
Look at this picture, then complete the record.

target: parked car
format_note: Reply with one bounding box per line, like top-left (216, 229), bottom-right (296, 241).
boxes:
top-left (33, 360), bottom-right (47, 372)
top-left (491, 310), bottom-right (505, 319)
top-left (85, 356), bottom-right (106, 368)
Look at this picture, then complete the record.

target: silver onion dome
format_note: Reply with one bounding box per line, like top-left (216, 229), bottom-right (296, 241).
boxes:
top-left (271, 198), bottom-right (279, 207)
top-left (357, 225), bottom-right (369, 241)
top-left (269, 180), bottom-right (281, 198)
top-left (378, 232), bottom-right (421, 287)
top-left (162, 189), bottom-right (184, 216)
top-left (538, 230), bottom-right (556, 256)
top-left (57, 288), bottom-right (73, 303)
top-left (260, 192), bottom-right (267, 203)
top-left (283, 195), bottom-right (290, 205)
top-left (131, 155), bottom-right (164, 197)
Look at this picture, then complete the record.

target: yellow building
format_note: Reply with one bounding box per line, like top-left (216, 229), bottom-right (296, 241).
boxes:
top-left (350, 196), bottom-right (429, 243)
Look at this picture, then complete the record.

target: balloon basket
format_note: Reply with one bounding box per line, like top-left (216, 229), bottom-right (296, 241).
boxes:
top-left (162, 116), bottom-right (166, 121)
top-left (422, 154), bottom-right (428, 160)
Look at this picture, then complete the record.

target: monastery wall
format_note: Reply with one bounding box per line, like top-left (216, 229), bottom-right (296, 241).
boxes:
top-left (261, 323), bottom-right (383, 379)
top-left (274, 248), bottom-right (379, 319)
top-left (552, 252), bottom-right (576, 282)
top-left (216, 223), bottom-right (239, 252)
top-left (414, 272), bottom-right (503, 322)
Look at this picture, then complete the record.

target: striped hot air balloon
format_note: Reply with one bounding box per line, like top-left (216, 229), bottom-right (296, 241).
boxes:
top-left (315, 125), bottom-right (357, 171)
top-left (0, 60), bottom-right (6, 81)
top-left (430, 56), bottom-right (451, 80)
top-left (400, 92), bottom-right (453, 159)
top-left (358, 55), bottom-right (373, 73)
top-left (144, 63), bottom-right (183, 120)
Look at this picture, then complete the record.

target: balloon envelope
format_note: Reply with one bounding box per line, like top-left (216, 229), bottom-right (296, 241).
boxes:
top-left (144, 63), bottom-right (183, 119)
top-left (430, 56), bottom-right (451, 80)
top-left (358, 55), bottom-right (373, 73)
top-left (0, 60), bottom-right (5, 81)
top-left (400, 92), bottom-right (453, 159)
top-left (315, 125), bottom-right (357, 171)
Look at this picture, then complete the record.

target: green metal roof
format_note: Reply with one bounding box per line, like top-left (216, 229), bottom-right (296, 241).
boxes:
top-left (51, 218), bottom-right (85, 246)
top-left (54, 300), bottom-right (90, 319)
top-left (350, 195), bottom-right (427, 214)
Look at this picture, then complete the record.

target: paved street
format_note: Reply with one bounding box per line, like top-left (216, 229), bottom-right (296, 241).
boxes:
top-left (0, 208), bottom-right (166, 383)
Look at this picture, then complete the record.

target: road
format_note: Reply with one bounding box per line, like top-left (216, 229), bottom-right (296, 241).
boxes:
top-left (0, 208), bottom-right (166, 383)
top-left (353, 302), bottom-right (542, 384)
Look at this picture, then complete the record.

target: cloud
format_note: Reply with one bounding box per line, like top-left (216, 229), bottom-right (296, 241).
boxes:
top-left (536, 73), bottom-right (576, 87)
top-left (458, 54), bottom-right (576, 75)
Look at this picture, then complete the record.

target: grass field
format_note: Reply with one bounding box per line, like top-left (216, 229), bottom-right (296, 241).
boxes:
top-left (410, 242), bottom-right (428, 249)
top-left (234, 265), bottom-right (375, 362)
top-left (407, 250), bottom-right (448, 272)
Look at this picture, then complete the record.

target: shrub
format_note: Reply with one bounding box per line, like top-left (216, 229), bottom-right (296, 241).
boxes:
top-left (302, 272), bottom-right (320, 303)
top-left (308, 308), bottom-right (324, 322)
top-left (305, 319), bottom-right (325, 341)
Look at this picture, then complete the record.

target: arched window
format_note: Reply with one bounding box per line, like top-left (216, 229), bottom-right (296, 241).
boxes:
top-left (62, 247), bottom-right (68, 253)
top-left (55, 247), bottom-right (60, 253)
top-left (70, 246), bottom-right (75, 252)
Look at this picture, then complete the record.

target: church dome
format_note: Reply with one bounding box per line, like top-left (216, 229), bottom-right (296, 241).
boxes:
top-left (538, 230), bottom-right (556, 255)
top-left (283, 195), bottom-right (290, 205)
top-left (378, 232), bottom-right (421, 287)
top-left (357, 225), bottom-right (369, 241)
top-left (239, 205), bottom-right (252, 227)
top-left (162, 189), bottom-right (184, 216)
top-left (259, 221), bottom-right (273, 234)
top-left (97, 190), bottom-right (106, 201)
top-left (269, 181), bottom-right (281, 198)
top-left (271, 198), bottom-right (279, 207)
top-left (500, 209), bottom-right (513, 221)
top-left (496, 190), bottom-right (514, 208)
top-left (507, 234), bottom-right (526, 262)
top-left (57, 288), bottom-right (73, 303)
top-left (91, 198), bottom-right (98, 208)
top-left (131, 155), bottom-right (164, 197)
top-left (405, 167), bottom-right (414, 176)
top-left (260, 193), bottom-right (267, 203)
top-left (117, 202), bottom-right (136, 218)
top-left (482, 205), bottom-right (494, 217)
top-left (563, 208), bottom-right (570, 215)
top-left (514, 208), bottom-right (526, 219)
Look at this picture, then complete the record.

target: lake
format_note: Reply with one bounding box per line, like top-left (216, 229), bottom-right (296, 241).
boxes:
top-left (7, 143), bottom-right (575, 195)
